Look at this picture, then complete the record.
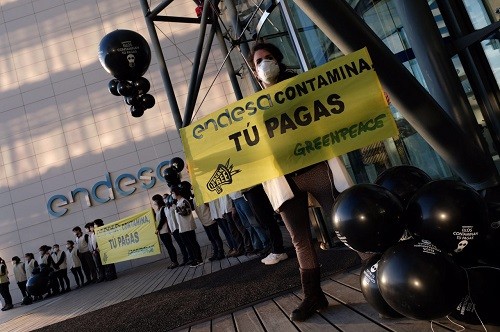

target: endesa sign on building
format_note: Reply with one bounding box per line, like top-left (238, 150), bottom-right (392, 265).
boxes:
top-left (47, 160), bottom-right (170, 217)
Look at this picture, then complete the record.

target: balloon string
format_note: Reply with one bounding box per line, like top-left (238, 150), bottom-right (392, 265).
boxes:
top-left (465, 265), bottom-right (500, 272)
top-left (154, 23), bottom-right (194, 65)
top-left (463, 268), bottom-right (488, 331)
top-left (325, 161), bottom-right (336, 202)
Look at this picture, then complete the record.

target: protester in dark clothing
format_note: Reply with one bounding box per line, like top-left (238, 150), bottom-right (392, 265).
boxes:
top-left (38, 245), bottom-right (60, 297)
top-left (51, 244), bottom-right (71, 292)
top-left (152, 194), bottom-right (180, 269)
top-left (72, 226), bottom-right (97, 285)
top-left (0, 257), bottom-right (13, 311)
top-left (249, 42), bottom-right (351, 321)
top-left (243, 184), bottom-right (287, 262)
top-left (93, 219), bottom-right (117, 281)
top-left (11, 256), bottom-right (28, 298)
top-left (66, 241), bottom-right (84, 288)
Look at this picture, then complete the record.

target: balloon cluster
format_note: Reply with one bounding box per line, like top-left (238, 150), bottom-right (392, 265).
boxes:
top-left (108, 77), bottom-right (155, 118)
top-left (98, 29), bottom-right (155, 118)
top-left (332, 165), bottom-right (499, 324)
top-left (163, 157), bottom-right (194, 206)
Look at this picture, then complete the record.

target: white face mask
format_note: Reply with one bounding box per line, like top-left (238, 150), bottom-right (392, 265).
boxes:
top-left (256, 59), bottom-right (280, 85)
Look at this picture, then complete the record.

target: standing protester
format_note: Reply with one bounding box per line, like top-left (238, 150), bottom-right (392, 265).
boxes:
top-left (229, 190), bottom-right (269, 255)
top-left (24, 253), bottom-right (38, 302)
top-left (72, 226), bottom-right (97, 285)
top-left (24, 253), bottom-right (38, 281)
top-left (11, 256), bottom-right (28, 299)
top-left (66, 240), bottom-right (84, 288)
top-left (93, 219), bottom-right (117, 281)
top-left (0, 257), bottom-right (13, 311)
top-left (39, 245), bottom-right (60, 297)
top-left (152, 194), bottom-right (179, 269)
top-left (243, 185), bottom-right (287, 263)
top-left (194, 197), bottom-right (225, 261)
top-left (51, 244), bottom-right (71, 292)
top-left (86, 222), bottom-right (104, 282)
top-left (164, 194), bottom-right (191, 266)
top-left (220, 194), bottom-right (252, 256)
top-left (249, 42), bottom-right (357, 321)
top-left (171, 186), bottom-right (204, 267)
top-left (209, 198), bottom-right (239, 257)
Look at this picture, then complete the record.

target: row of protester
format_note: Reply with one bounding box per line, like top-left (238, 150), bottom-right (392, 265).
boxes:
top-left (0, 220), bottom-right (117, 311)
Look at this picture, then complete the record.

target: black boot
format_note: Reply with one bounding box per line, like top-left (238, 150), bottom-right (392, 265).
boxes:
top-left (290, 267), bottom-right (329, 322)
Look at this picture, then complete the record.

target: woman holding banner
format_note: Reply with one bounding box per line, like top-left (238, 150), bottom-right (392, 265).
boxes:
top-left (249, 42), bottom-right (357, 322)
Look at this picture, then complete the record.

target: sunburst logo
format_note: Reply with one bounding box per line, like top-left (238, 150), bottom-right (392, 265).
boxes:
top-left (206, 159), bottom-right (241, 194)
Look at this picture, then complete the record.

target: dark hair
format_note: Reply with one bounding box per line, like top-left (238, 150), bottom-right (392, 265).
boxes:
top-left (72, 226), bottom-right (82, 232)
top-left (12, 256), bottom-right (20, 263)
top-left (39, 245), bottom-right (50, 252)
top-left (94, 219), bottom-right (104, 227)
top-left (53, 244), bottom-right (59, 248)
top-left (84, 222), bottom-right (93, 230)
top-left (170, 185), bottom-right (183, 197)
top-left (152, 194), bottom-right (165, 206)
top-left (248, 42), bottom-right (284, 70)
top-left (66, 240), bottom-right (74, 246)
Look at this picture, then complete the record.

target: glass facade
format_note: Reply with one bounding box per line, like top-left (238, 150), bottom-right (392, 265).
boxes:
top-left (232, 0), bottom-right (500, 183)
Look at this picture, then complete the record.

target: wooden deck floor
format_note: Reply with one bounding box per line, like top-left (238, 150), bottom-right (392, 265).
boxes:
top-left (0, 242), bottom-right (496, 332)
top-left (179, 267), bottom-right (497, 332)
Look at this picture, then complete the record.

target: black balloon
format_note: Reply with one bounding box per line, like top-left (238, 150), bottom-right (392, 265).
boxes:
top-left (130, 104), bottom-right (145, 118)
top-left (108, 79), bottom-right (121, 96)
top-left (332, 184), bottom-right (405, 253)
top-left (163, 167), bottom-right (181, 187)
top-left (141, 94), bottom-right (155, 109)
top-left (360, 254), bottom-right (403, 318)
top-left (134, 77), bottom-right (151, 95)
top-left (170, 157), bottom-right (185, 172)
top-left (125, 95), bottom-right (140, 106)
top-left (375, 165), bottom-right (432, 206)
top-left (406, 180), bottom-right (488, 260)
top-left (377, 239), bottom-right (466, 320)
top-left (117, 80), bottom-right (136, 97)
top-left (98, 29), bottom-right (151, 80)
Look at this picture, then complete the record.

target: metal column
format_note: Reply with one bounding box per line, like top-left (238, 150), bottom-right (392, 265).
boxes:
top-left (436, 0), bottom-right (500, 154)
top-left (293, 0), bottom-right (500, 190)
top-left (183, 0), bottom-right (214, 127)
top-left (139, 0), bottom-right (183, 129)
top-left (394, 0), bottom-right (491, 157)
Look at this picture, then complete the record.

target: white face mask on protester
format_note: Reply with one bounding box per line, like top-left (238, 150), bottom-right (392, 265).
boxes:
top-left (256, 59), bottom-right (280, 85)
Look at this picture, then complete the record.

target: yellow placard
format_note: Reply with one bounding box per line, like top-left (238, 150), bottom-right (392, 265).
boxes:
top-left (95, 209), bottom-right (161, 264)
top-left (180, 48), bottom-right (398, 203)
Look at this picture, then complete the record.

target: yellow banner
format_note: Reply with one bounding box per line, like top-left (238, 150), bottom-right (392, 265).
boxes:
top-left (181, 48), bottom-right (398, 203)
top-left (95, 209), bottom-right (161, 264)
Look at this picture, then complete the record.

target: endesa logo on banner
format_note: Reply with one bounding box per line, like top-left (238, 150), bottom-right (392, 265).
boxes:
top-left (47, 160), bottom-right (170, 217)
